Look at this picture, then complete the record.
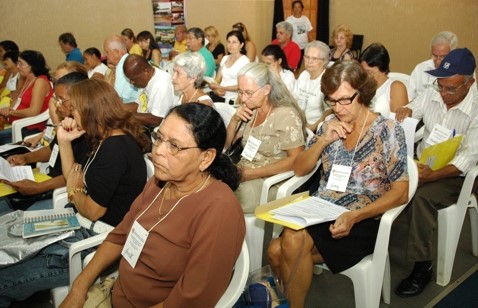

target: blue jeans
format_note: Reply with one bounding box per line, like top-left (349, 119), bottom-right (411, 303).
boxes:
top-left (0, 198), bottom-right (52, 216)
top-left (0, 127), bottom-right (41, 146)
top-left (0, 228), bottom-right (95, 306)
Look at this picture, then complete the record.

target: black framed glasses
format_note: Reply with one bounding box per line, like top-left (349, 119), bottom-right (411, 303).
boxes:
top-left (324, 92), bottom-right (358, 107)
top-left (432, 79), bottom-right (466, 95)
top-left (152, 132), bottom-right (199, 155)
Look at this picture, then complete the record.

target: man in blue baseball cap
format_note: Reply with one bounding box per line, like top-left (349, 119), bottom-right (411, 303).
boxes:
top-left (395, 48), bottom-right (478, 297)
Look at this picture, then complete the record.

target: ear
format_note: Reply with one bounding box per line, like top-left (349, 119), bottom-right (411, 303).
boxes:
top-left (262, 84), bottom-right (272, 96)
top-left (199, 148), bottom-right (216, 172)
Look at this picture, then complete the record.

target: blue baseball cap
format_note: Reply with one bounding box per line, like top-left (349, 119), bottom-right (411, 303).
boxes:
top-left (426, 48), bottom-right (476, 78)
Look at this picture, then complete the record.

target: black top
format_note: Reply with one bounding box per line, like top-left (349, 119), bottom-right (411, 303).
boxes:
top-left (207, 43), bottom-right (226, 60)
top-left (49, 135), bottom-right (88, 177)
top-left (84, 135), bottom-right (146, 226)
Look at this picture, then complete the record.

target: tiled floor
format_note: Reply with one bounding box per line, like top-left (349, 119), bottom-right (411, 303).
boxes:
top-left (10, 210), bottom-right (478, 307)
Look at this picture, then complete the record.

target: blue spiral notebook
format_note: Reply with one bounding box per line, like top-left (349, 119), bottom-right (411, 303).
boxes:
top-left (22, 208), bottom-right (81, 238)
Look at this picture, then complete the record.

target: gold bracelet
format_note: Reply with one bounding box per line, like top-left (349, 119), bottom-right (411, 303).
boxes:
top-left (68, 187), bottom-right (86, 201)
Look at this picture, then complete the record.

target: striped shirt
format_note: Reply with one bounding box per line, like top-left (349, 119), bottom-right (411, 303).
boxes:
top-left (408, 82), bottom-right (478, 174)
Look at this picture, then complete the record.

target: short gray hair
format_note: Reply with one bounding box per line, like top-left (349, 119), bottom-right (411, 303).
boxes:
top-left (276, 21), bottom-right (293, 36)
top-left (305, 40), bottom-right (330, 67)
top-left (173, 52), bottom-right (206, 88)
top-left (105, 35), bottom-right (127, 52)
top-left (431, 31), bottom-right (458, 50)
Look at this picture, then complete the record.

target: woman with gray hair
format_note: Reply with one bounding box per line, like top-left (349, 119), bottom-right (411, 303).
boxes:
top-left (172, 52), bottom-right (213, 106)
top-left (226, 62), bottom-right (306, 213)
top-left (294, 40), bottom-right (331, 130)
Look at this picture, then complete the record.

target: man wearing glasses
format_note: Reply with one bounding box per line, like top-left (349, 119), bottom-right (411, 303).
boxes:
top-left (408, 31), bottom-right (458, 101)
top-left (395, 48), bottom-right (478, 297)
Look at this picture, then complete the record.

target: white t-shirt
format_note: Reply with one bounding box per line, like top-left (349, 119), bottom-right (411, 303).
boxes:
top-left (280, 69), bottom-right (296, 93)
top-left (136, 67), bottom-right (175, 118)
top-left (285, 15), bottom-right (313, 50)
top-left (220, 55), bottom-right (250, 98)
top-left (294, 70), bottom-right (326, 125)
top-left (87, 63), bottom-right (109, 79)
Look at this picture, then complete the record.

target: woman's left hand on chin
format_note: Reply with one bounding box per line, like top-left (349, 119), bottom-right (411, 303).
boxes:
top-left (329, 211), bottom-right (357, 239)
top-left (57, 117), bottom-right (86, 142)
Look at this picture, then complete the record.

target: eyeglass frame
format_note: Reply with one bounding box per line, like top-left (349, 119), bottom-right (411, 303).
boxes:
top-left (53, 93), bottom-right (71, 106)
top-left (152, 132), bottom-right (200, 155)
top-left (237, 85), bottom-right (266, 99)
top-left (324, 91), bottom-right (358, 107)
top-left (304, 55), bottom-right (324, 63)
top-left (432, 79), bottom-right (467, 95)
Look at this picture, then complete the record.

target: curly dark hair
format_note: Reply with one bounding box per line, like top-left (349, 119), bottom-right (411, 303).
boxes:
top-left (19, 50), bottom-right (50, 78)
top-left (321, 61), bottom-right (377, 107)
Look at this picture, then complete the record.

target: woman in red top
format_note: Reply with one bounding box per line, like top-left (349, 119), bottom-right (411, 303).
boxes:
top-left (0, 50), bottom-right (53, 144)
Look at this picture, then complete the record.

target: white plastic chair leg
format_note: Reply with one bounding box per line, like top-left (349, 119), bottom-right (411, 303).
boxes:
top-left (244, 214), bottom-right (265, 272)
top-left (437, 206), bottom-right (463, 286)
top-left (382, 256), bottom-right (391, 305)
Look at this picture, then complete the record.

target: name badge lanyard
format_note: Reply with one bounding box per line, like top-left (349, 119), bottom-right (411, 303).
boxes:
top-left (82, 141), bottom-right (104, 190)
top-left (241, 104), bottom-right (272, 161)
top-left (326, 110), bottom-right (369, 192)
top-left (122, 174), bottom-right (211, 268)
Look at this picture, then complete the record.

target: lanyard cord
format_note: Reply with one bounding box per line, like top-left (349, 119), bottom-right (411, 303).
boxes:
top-left (332, 109), bottom-right (370, 166)
top-left (247, 103), bottom-right (273, 140)
top-left (135, 174), bottom-right (211, 233)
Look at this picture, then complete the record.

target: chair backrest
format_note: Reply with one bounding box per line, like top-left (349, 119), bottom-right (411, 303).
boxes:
top-left (214, 103), bottom-right (236, 128)
top-left (11, 109), bottom-right (50, 143)
top-left (215, 241), bottom-right (250, 308)
top-left (350, 34), bottom-right (364, 59)
top-left (388, 72), bottom-right (411, 96)
top-left (144, 154), bottom-right (155, 180)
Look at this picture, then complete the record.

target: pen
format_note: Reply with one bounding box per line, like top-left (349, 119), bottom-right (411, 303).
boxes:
top-left (452, 129), bottom-right (456, 137)
top-left (45, 124), bottom-right (61, 127)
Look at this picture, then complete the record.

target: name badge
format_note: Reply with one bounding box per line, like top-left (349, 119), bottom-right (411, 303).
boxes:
top-left (48, 144), bottom-right (59, 168)
top-left (326, 164), bottom-right (352, 192)
top-left (426, 124), bottom-right (452, 146)
top-left (11, 97), bottom-right (21, 110)
top-left (241, 135), bottom-right (261, 161)
top-left (122, 220), bottom-right (149, 268)
top-left (44, 126), bottom-right (55, 141)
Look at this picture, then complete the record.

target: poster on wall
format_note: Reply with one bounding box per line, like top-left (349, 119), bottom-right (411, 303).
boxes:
top-left (152, 0), bottom-right (186, 58)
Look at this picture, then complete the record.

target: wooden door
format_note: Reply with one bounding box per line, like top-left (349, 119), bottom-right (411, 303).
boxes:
top-left (283, 0), bottom-right (318, 41)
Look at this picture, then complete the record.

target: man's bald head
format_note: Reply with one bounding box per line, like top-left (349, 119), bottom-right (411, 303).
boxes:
top-left (103, 35), bottom-right (128, 66)
top-left (123, 54), bottom-right (154, 88)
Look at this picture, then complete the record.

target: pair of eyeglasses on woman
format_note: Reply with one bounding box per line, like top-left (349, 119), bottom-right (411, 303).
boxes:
top-left (237, 85), bottom-right (265, 99)
top-left (53, 94), bottom-right (71, 106)
top-left (324, 92), bottom-right (358, 107)
top-left (432, 79), bottom-right (466, 95)
top-left (152, 133), bottom-right (199, 155)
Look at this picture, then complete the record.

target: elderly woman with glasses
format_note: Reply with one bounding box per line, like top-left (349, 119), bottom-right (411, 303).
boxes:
top-left (267, 61), bottom-right (409, 307)
top-left (226, 62), bottom-right (306, 213)
top-left (61, 103), bottom-right (245, 307)
top-left (0, 79), bottom-right (149, 307)
top-left (294, 40), bottom-right (331, 130)
top-left (172, 52), bottom-right (213, 106)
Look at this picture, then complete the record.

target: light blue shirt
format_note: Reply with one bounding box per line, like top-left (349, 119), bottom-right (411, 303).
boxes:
top-left (115, 54), bottom-right (138, 103)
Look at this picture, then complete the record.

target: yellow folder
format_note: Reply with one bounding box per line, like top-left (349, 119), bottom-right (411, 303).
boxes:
top-left (418, 135), bottom-right (463, 171)
top-left (0, 171), bottom-right (52, 197)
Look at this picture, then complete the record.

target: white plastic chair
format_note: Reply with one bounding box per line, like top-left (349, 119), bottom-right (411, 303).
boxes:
top-left (275, 156), bottom-right (418, 308)
top-left (11, 109), bottom-right (50, 143)
top-left (388, 72), bottom-right (411, 96)
top-left (215, 241), bottom-right (250, 307)
top-left (213, 102), bottom-right (237, 128)
top-left (436, 164), bottom-right (478, 286)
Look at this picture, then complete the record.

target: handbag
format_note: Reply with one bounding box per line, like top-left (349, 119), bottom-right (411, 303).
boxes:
top-left (225, 121), bottom-right (245, 164)
top-left (83, 276), bottom-right (116, 308)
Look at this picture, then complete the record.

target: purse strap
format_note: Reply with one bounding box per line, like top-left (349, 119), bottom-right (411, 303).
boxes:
top-left (227, 121), bottom-right (244, 150)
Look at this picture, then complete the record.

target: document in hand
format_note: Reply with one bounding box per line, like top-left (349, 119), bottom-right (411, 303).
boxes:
top-left (0, 156), bottom-right (34, 182)
top-left (255, 192), bottom-right (349, 230)
top-left (419, 135), bottom-right (463, 170)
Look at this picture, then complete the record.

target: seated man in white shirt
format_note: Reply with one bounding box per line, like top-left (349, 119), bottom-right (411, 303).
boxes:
top-left (395, 48), bottom-right (478, 298)
top-left (123, 55), bottom-right (175, 130)
top-left (408, 31), bottom-right (457, 101)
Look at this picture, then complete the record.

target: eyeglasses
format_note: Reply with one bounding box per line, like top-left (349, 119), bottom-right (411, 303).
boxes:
top-left (237, 85), bottom-right (265, 99)
top-left (432, 79), bottom-right (466, 95)
top-left (152, 132), bottom-right (200, 155)
top-left (304, 55), bottom-right (322, 62)
top-left (53, 94), bottom-right (71, 106)
top-left (431, 53), bottom-right (446, 61)
top-left (324, 92), bottom-right (358, 107)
